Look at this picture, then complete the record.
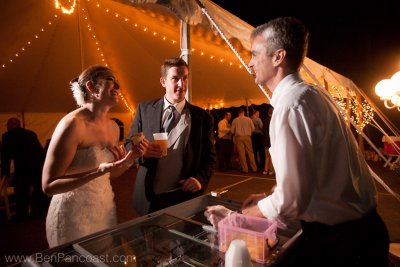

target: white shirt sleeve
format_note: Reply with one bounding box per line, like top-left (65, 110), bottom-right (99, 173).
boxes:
top-left (258, 106), bottom-right (317, 227)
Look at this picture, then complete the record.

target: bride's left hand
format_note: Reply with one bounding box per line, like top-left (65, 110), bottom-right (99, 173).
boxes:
top-left (98, 145), bottom-right (133, 173)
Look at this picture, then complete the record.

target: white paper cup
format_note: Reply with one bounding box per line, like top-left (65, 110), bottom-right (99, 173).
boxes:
top-left (153, 132), bottom-right (168, 157)
top-left (225, 239), bottom-right (251, 267)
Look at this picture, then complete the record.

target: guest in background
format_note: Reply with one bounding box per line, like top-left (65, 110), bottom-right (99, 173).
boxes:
top-left (125, 57), bottom-right (216, 215)
top-left (250, 109), bottom-right (265, 170)
top-left (230, 108), bottom-right (257, 173)
top-left (262, 106), bottom-right (274, 175)
top-left (1, 117), bottom-right (48, 221)
top-left (43, 65), bottom-right (146, 247)
top-left (217, 111), bottom-right (233, 171)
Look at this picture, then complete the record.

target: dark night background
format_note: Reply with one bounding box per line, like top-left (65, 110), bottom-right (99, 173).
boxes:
top-left (212, 0), bottom-right (400, 130)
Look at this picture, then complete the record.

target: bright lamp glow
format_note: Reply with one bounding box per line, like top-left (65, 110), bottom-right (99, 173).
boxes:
top-left (54, 0), bottom-right (76, 15)
top-left (375, 79), bottom-right (392, 99)
top-left (391, 94), bottom-right (400, 106)
top-left (391, 71), bottom-right (400, 83)
top-left (375, 70), bottom-right (400, 110)
top-left (391, 71), bottom-right (400, 95)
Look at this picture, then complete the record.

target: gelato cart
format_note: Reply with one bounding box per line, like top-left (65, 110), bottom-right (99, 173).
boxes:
top-left (23, 194), bottom-right (300, 266)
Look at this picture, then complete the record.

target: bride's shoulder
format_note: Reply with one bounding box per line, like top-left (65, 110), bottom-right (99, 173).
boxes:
top-left (53, 110), bottom-right (89, 140)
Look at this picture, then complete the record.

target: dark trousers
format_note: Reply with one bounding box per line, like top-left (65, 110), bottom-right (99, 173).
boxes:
top-left (217, 138), bottom-right (233, 171)
top-left (13, 176), bottom-right (31, 220)
top-left (274, 210), bottom-right (389, 267)
top-left (251, 133), bottom-right (265, 169)
top-left (13, 173), bottom-right (50, 220)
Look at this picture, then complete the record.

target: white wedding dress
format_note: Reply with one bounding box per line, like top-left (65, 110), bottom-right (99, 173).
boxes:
top-left (46, 147), bottom-right (117, 248)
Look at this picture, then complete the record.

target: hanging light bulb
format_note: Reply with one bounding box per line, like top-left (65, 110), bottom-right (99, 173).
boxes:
top-left (390, 94), bottom-right (400, 107)
top-left (375, 79), bottom-right (392, 100)
top-left (375, 70), bottom-right (400, 110)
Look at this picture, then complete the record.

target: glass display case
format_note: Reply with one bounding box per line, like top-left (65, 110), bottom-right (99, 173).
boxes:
top-left (23, 195), bottom-right (299, 267)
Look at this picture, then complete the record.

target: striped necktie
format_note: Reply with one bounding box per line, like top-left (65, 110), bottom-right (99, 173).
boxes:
top-left (163, 105), bottom-right (176, 133)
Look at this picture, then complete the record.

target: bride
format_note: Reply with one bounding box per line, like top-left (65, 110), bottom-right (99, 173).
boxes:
top-left (42, 65), bottom-right (148, 248)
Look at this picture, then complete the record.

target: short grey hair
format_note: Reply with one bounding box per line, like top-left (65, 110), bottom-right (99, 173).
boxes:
top-left (251, 17), bottom-right (309, 71)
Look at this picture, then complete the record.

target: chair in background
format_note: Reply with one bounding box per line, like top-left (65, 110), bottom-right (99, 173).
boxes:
top-left (0, 175), bottom-right (16, 220)
top-left (382, 136), bottom-right (400, 170)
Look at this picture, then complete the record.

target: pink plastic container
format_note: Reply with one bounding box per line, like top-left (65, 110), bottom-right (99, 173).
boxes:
top-left (218, 213), bottom-right (278, 264)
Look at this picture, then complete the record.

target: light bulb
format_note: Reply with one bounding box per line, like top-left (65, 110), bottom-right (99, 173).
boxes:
top-left (375, 79), bottom-right (392, 99)
top-left (390, 94), bottom-right (400, 107)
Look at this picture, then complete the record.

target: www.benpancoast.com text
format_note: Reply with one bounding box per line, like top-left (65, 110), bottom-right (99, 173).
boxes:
top-left (4, 253), bottom-right (136, 265)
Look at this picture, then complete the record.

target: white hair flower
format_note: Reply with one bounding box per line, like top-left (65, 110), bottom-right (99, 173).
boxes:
top-left (70, 81), bottom-right (86, 107)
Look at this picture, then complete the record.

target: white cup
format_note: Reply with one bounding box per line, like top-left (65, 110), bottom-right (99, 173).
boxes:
top-left (225, 239), bottom-right (251, 267)
top-left (153, 132), bottom-right (168, 157)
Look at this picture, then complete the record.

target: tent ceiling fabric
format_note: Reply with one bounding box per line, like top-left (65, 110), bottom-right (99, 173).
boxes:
top-left (0, 0), bottom-right (263, 114)
top-left (1, 0), bottom-right (364, 114)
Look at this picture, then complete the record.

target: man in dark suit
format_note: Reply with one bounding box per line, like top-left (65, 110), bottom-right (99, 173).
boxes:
top-left (1, 118), bottom-right (49, 221)
top-left (126, 58), bottom-right (216, 215)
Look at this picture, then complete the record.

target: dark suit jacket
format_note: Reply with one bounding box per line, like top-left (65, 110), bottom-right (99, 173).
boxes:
top-left (1, 127), bottom-right (45, 180)
top-left (125, 98), bottom-right (216, 214)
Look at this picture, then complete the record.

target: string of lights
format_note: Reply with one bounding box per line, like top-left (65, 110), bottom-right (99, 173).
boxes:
top-left (82, 0), bottom-right (253, 110)
top-left (87, 0), bottom-right (248, 110)
top-left (81, 2), bottom-right (135, 114)
top-left (2, 0), bottom-right (375, 122)
top-left (331, 85), bottom-right (374, 131)
top-left (1, 0), bottom-right (248, 113)
top-left (1, 15), bottom-right (59, 69)
top-left (89, 0), bottom-right (247, 70)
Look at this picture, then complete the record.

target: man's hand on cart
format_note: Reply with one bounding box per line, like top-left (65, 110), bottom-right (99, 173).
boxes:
top-left (204, 205), bottom-right (234, 229)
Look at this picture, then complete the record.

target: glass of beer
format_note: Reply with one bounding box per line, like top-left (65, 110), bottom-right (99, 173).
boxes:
top-left (153, 133), bottom-right (168, 157)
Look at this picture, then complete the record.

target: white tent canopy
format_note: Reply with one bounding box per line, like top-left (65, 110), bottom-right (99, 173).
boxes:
top-left (0, 0), bottom-right (398, 149)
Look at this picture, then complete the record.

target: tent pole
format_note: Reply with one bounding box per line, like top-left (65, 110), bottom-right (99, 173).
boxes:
top-left (77, 0), bottom-right (85, 71)
top-left (180, 21), bottom-right (191, 103)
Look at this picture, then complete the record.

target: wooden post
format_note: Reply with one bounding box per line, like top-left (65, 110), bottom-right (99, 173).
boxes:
top-left (356, 93), bottom-right (364, 152)
top-left (180, 21), bottom-right (191, 103)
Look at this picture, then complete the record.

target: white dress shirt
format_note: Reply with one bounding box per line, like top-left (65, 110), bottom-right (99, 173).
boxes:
top-left (231, 115), bottom-right (255, 136)
top-left (258, 73), bottom-right (377, 227)
top-left (218, 118), bottom-right (232, 139)
top-left (162, 96), bottom-right (186, 124)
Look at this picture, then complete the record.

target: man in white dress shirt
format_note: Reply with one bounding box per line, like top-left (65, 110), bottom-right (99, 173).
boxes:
top-left (217, 111), bottom-right (233, 171)
top-left (241, 17), bottom-right (389, 266)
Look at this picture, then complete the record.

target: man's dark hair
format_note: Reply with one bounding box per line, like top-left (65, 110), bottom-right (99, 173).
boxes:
top-left (161, 57), bottom-right (189, 78)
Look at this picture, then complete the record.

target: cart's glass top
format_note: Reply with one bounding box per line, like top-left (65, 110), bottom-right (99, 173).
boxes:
top-left (73, 214), bottom-right (224, 266)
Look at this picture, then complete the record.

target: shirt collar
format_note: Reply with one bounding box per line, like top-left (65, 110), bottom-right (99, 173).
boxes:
top-left (270, 73), bottom-right (301, 107)
top-left (163, 96), bottom-right (186, 114)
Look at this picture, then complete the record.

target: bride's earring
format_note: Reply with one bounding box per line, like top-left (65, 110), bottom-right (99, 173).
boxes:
top-left (85, 80), bottom-right (100, 100)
